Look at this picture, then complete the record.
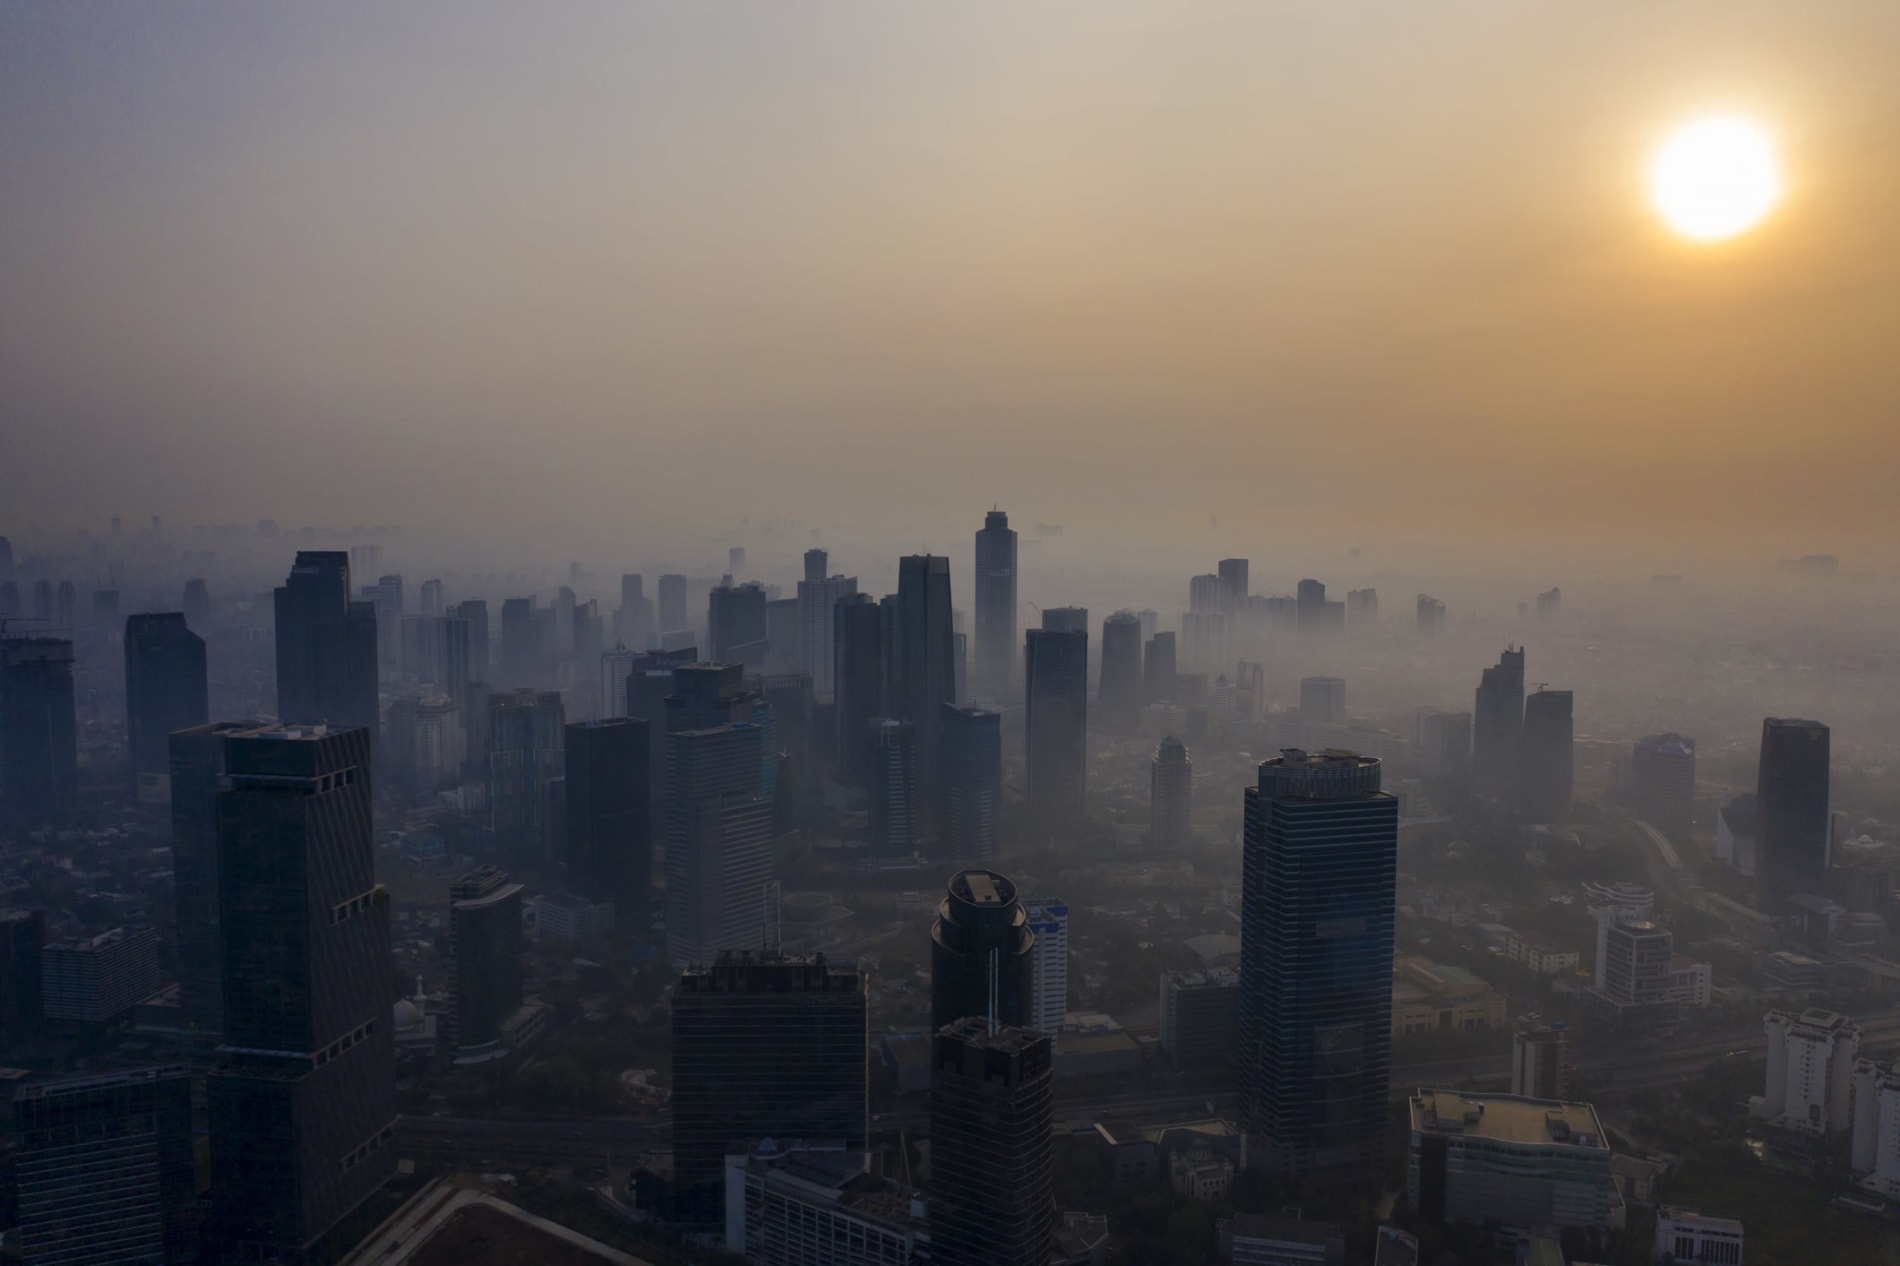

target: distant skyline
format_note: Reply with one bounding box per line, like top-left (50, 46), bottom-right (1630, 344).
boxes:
top-left (4, 2), bottom-right (1898, 559)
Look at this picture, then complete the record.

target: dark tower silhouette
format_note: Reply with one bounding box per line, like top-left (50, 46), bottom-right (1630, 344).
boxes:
top-left (1151, 734), bottom-right (1192, 851)
top-left (182, 578), bottom-right (212, 630)
top-left (708, 581), bottom-right (769, 669)
top-left (1237, 749), bottom-right (1397, 1173)
top-left (273, 551), bottom-right (377, 734)
top-left (1144, 630), bottom-right (1177, 702)
top-left (0, 636), bottom-right (77, 825)
top-left (1756, 717), bottom-right (1831, 912)
top-left (931, 869), bottom-right (1034, 1034)
top-left (894, 555), bottom-right (956, 835)
top-left (1518, 688), bottom-right (1574, 821)
top-left (657, 573), bottom-right (689, 634)
top-left (942, 705), bottom-right (1002, 861)
top-left (565, 718), bottom-right (652, 929)
top-left (1472, 646), bottom-right (1525, 792)
top-left (973, 509), bottom-right (1019, 698)
top-left (832, 592), bottom-right (884, 786)
top-left (124, 613), bottom-right (208, 799)
top-left (929, 1020), bottom-right (1056, 1266)
top-left (448, 865), bottom-right (524, 1053)
top-left (1024, 625), bottom-right (1087, 826)
top-left (169, 721), bottom-right (268, 1041)
top-left (867, 718), bottom-right (916, 857)
top-left (1098, 611), bottom-right (1144, 735)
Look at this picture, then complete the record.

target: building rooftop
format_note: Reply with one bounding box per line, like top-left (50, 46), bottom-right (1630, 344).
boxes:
top-left (1225, 1213), bottom-right (1344, 1247)
top-left (1409, 1089), bottom-right (1608, 1149)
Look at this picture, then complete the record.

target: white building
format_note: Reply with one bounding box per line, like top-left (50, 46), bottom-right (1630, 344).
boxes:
top-left (533, 892), bottom-right (610, 943)
top-left (1655, 1207), bottom-right (1743, 1265)
top-left (724, 1142), bottom-right (925, 1265)
top-left (1025, 897), bottom-right (1069, 1042)
top-left (1852, 1059), bottom-right (1900, 1200)
top-left (1665, 958), bottom-right (1712, 1009)
top-left (1752, 1008), bottom-right (1859, 1135)
top-left (1498, 928), bottom-right (1581, 976)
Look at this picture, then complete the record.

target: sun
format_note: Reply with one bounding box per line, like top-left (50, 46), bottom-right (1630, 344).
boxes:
top-left (1649, 117), bottom-right (1781, 241)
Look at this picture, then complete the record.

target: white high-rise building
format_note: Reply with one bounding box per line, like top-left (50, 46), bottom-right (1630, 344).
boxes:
top-left (1752, 1008), bottom-right (1859, 1135)
top-left (1853, 1059), bottom-right (1900, 1200)
top-left (1024, 897), bottom-right (1069, 1042)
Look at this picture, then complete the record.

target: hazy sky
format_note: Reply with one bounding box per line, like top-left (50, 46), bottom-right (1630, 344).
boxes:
top-left (4, 1), bottom-right (1898, 563)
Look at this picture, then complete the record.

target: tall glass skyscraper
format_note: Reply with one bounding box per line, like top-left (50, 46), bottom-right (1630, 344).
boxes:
top-left (1237, 749), bottom-right (1397, 1173)
top-left (942, 705), bottom-right (1001, 860)
top-left (973, 509), bottom-right (1018, 699)
top-left (565, 717), bottom-right (651, 927)
top-left (124, 613), bottom-right (207, 800)
top-left (665, 722), bottom-right (774, 967)
top-left (930, 869), bottom-right (1034, 1034)
top-left (272, 551), bottom-right (377, 734)
top-left (1472, 646), bottom-right (1525, 792)
top-left (894, 555), bottom-right (955, 838)
top-left (929, 1021), bottom-right (1055, 1266)
top-left (1024, 625), bottom-right (1087, 826)
top-left (0, 635), bottom-right (77, 824)
top-left (1756, 717), bottom-right (1831, 912)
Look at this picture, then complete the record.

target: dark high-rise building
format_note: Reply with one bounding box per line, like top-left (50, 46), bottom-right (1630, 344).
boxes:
top-left (1040, 606), bottom-right (1088, 634)
top-left (973, 509), bottom-right (1018, 699)
top-left (665, 662), bottom-right (755, 735)
top-left (1632, 733), bottom-right (1696, 826)
top-left (170, 722), bottom-right (267, 1040)
top-left (624, 647), bottom-right (698, 810)
top-left (1238, 749), bottom-right (1397, 1173)
top-left (931, 869), bottom-right (1034, 1034)
top-left (832, 592), bottom-right (884, 785)
top-left (764, 597), bottom-right (800, 673)
top-left (1756, 717), bottom-right (1831, 912)
top-left (796, 564), bottom-right (857, 700)
top-left (0, 636), bottom-right (77, 824)
top-left (452, 598), bottom-right (490, 681)
top-left (929, 1021), bottom-right (1055, 1266)
top-left (54, 580), bottom-right (76, 631)
top-left (16, 1067), bottom-right (195, 1266)
top-left (1099, 612), bottom-right (1144, 735)
top-left (617, 573), bottom-right (654, 651)
top-left (273, 551), bottom-right (378, 733)
top-left (867, 719), bottom-right (916, 857)
top-left (209, 725), bottom-right (395, 1260)
top-left (498, 596), bottom-right (537, 686)
top-left (1299, 676), bottom-right (1346, 726)
top-left (0, 581), bottom-right (18, 620)
top-left (1151, 734), bottom-right (1192, 851)
top-left (31, 579), bottom-right (53, 624)
top-left (0, 908), bottom-right (45, 1052)
top-left (708, 582), bottom-right (769, 669)
top-left (894, 555), bottom-right (956, 835)
top-left (1536, 586), bottom-right (1562, 619)
top-left (1144, 631), bottom-right (1177, 702)
top-left (1296, 578), bottom-right (1345, 637)
top-left (1518, 689), bottom-right (1574, 821)
top-left (657, 573), bottom-right (689, 635)
top-left (1217, 559), bottom-right (1250, 612)
top-left (942, 705), bottom-right (1001, 861)
top-left (565, 718), bottom-right (651, 926)
top-left (666, 723), bottom-right (774, 966)
top-left (1189, 573), bottom-right (1223, 616)
top-left (488, 690), bottom-right (566, 867)
top-left (124, 613), bottom-right (208, 800)
top-left (182, 578), bottom-right (211, 631)
top-left (1416, 594), bottom-right (1445, 636)
top-left (1024, 627), bottom-right (1087, 825)
top-left (671, 952), bottom-right (867, 1226)
top-left (448, 866), bottom-right (524, 1054)
top-left (1472, 646), bottom-right (1526, 791)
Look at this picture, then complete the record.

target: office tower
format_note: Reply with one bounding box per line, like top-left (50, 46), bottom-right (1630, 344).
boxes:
top-left (122, 613), bottom-right (209, 800)
top-left (416, 578), bottom-right (442, 619)
top-left (1144, 631), bottom-right (1177, 702)
top-left (760, 671), bottom-right (813, 803)
top-left (1757, 718), bottom-right (1831, 912)
top-left (832, 592), bottom-right (884, 785)
top-left (1151, 735), bottom-right (1192, 851)
top-left (360, 574), bottom-right (404, 667)
top-left (1511, 1018), bottom-right (1569, 1100)
top-left (1407, 1091), bottom-right (1617, 1232)
top-left (274, 552), bottom-right (378, 732)
top-left (1756, 1008), bottom-right (1859, 1135)
top-left (488, 690), bottom-right (566, 866)
top-left (1189, 573), bottom-right (1223, 616)
top-left (666, 723), bottom-right (774, 966)
top-left (41, 927), bottom-right (160, 1024)
top-left (1417, 594), bottom-right (1446, 636)
top-left (1632, 733), bottom-right (1696, 825)
top-left (16, 1067), bottom-right (194, 1266)
top-left (893, 555), bottom-right (956, 834)
top-left (1471, 646), bottom-right (1526, 791)
top-left (0, 581), bottom-right (17, 620)
top-left (929, 1021), bottom-right (1055, 1266)
top-left (1218, 559), bottom-right (1249, 611)
top-left (764, 597), bottom-right (800, 672)
top-left (0, 636), bottom-right (77, 824)
top-left (1023, 897), bottom-right (1069, 1036)
top-left (1299, 676), bottom-right (1346, 726)
top-left (181, 578), bottom-right (211, 630)
top-left (600, 646), bottom-right (637, 719)
top-left (1296, 578), bottom-right (1345, 636)
top-left (435, 611), bottom-right (472, 704)
top-left (208, 726), bottom-right (395, 1259)
top-left (657, 573), bottom-right (689, 635)
top-left (727, 546), bottom-right (747, 575)
top-left (624, 647), bottom-right (698, 808)
top-left (572, 599), bottom-right (605, 675)
top-left (803, 548), bottom-right (828, 584)
top-left (942, 705), bottom-right (1001, 861)
top-left (1040, 606), bottom-right (1088, 634)
top-left (671, 952), bottom-right (868, 1226)
top-left (1024, 626), bottom-right (1087, 825)
top-left (1536, 586), bottom-right (1562, 619)
top-left (565, 718), bottom-right (651, 927)
top-left (53, 580), bottom-right (76, 631)
top-left (1518, 689), bottom-right (1574, 821)
top-left (170, 723), bottom-right (270, 1039)
top-left (866, 719), bottom-right (916, 858)
top-left (709, 581), bottom-right (770, 669)
top-left (617, 573), bottom-right (655, 650)
top-left (666, 662), bottom-right (757, 734)
top-left (451, 599), bottom-right (490, 680)
top-left (1099, 612), bottom-right (1143, 735)
top-left (498, 596), bottom-right (536, 685)
top-left (930, 869), bottom-right (1034, 1034)
top-left (1581, 912), bottom-right (1678, 1035)
top-left (796, 565), bottom-right (857, 699)
top-left (1415, 710), bottom-right (1473, 779)
top-left (1346, 588), bottom-right (1378, 629)
top-left (384, 691), bottom-right (462, 788)
top-left (973, 509), bottom-right (1018, 698)
top-left (1159, 969), bottom-right (1240, 1071)
top-left (31, 579), bottom-right (53, 623)
top-left (553, 585), bottom-right (577, 655)
top-left (0, 909), bottom-right (44, 1051)
top-left (1237, 749), bottom-right (1397, 1172)
top-left (448, 866), bottom-right (524, 1054)
top-left (398, 614), bottom-right (439, 685)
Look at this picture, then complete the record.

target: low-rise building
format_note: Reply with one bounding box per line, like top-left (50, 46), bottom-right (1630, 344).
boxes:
top-left (1391, 957), bottom-right (1506, 1036)
top-left (1497, 928), bottom-right (1582, 976)
top-left (1159, 969), bottom-right (1239, 1071)
top-left (41, 928), bottom-right (160, 1024)
top-left (532, 892), bottom-right (611, 943)
top-left (1217, 1213), bottom-right (1345, 1266)
top-left (723, 1142), bottom-right (926, 1266)
top-left (1406, 1089), bottom-right (1620, 1232)
top-left (1169, 1136), bottom-right (1234, 1202)
top-left (1655, 1207), bottom-right (1743, 1265)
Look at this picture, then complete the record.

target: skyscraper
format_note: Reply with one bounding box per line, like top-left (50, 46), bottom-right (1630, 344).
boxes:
top-left (1632, 733), bottom-right (1696, 826)
top-left (1024, 626), bottom-right (1087, 826)
top-left (273, 551), bottom-right (378, 733)
top-left (617, 573), bottom-right (654, 650)
top-left (931, 869), bottom-right (1034, 1034)
top-left (1238, 749), bottom-right (1397, 1173)
top-left (182, 578), bottom-right (211, 630)
top-left (973, 509), bottom-right (1018, 698)
top-left (16, 1067), bottom-right (195, 1266)
top-left (1346, 588), bottom-right (1378, 629)
top-left (657, 573), bottom-right (689, 635)
top-left (418, 578), bottom-right (444, 618)
top-left (764, 597), bottom-right (800, 673)
top-left (169, 722), bottom-right (273, 1041)
top-left (1299, 676), bottom-right (1346, 726)
top-left (452, 598), bottom-right (489, 681)
top-left (488, 689), bottom-right (566, 867)
top-left (942, 705), bottom-right (1002, 861)
top-left (1151, 735), bottom-right (1192, 851)
top-left (1416, 594), bottom-right (1445, 636)
top-left (1295, 578), bottom-right (1345, 637)
top-left (1217, 559), bottom-right (1250, 612)
top-left (708, 581), bottom-right (769, 669)
top-left (929, 1021), bottom-right (1055, 1266)
top-left (671, 951), bottom-right (867, 1226)
top-left (893, 555), bottom-right (956, 835)
top-left (623, 646), bottom-right (699, 810)
top-left (867, 718), bottom-right (916, 858)
top-left (796, 561), bottom-right (858, 699)
top-left (1518, 688), bottom-right (1574, 821)
top-left (208, 725), bottom-right (395, 1259)
top-left (832, 592), bottom-right (884, 786)
top-left (1757, 717), bottom-right (1831, 912)
top-left (1144, 631), bottom-right (1177, 702)
top-left (566, 718), bottom-right (652, 928)
top-left (666, 722), bottom-right (774, 966)
top-left (1098, 612), bottom-right (1144, 735)
top-left (1023, 897), bottom-right (1069, 1037)
top-left (1512, 1018), bottom-right (1570, 1101)
top-left (600, 645), bottom-right (638, 720)
top-left (125, 613), bottom-right (208, 801)
top-left (498, 596), bottom-right (537, 686)
top-left (448, 866), bottom-right (524, 1054)
top-left (0, 635), bottom-right (77, 824)
top-left (0, 909), bottom-right (44, 1052)
top-left (1472, 646), bottom-right (1526, 792)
